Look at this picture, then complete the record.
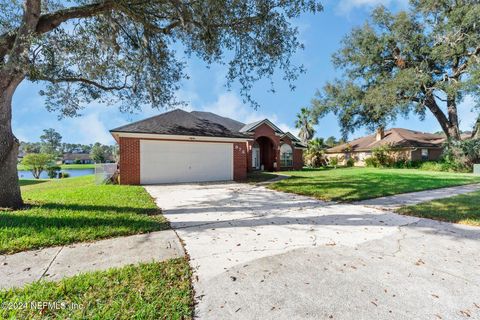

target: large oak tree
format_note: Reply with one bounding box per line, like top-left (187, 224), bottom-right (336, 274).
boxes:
top-left (0, 0), bottom-right (322, 209)
top-left (311, 1), bottom-right (480, 139)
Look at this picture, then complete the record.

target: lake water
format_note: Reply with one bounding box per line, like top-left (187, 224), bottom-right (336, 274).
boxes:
top-left (18, 169), bottom-right (95, 179)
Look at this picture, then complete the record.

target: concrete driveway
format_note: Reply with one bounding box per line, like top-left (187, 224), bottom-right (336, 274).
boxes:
top-left (146, 183), bottom-right (480, 320)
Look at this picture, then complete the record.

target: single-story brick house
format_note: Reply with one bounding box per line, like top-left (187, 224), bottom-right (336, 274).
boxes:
top-left (110, 109), bottom-right (306, 184)
top-left (62, 153), bottom-right (95, 164)
top-left (325, 128), bottom-right (445, 166)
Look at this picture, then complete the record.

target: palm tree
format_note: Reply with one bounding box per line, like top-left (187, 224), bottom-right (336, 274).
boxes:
top-left (295, 107), bottom-right (315, 144)
top-left (305, 137), bottom-right (327, 168)
top-left (307, 137), bottom-right (325, 152)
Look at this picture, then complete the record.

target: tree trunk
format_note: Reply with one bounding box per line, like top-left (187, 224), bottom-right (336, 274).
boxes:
top-left (0, 0), bottom-right (42, 208)
top-left (446, 95), bottom-right (461, 140)
top-left (0, 77), bottom-right (23, 209)
top-left (472, 116), bottom-right (480, 139)
top-left (425, 94), bottom-right (461, 140)
top-left (447, 125), bottom-right (461, 140)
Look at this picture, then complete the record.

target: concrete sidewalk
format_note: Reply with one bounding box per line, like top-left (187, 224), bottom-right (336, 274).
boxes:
top-left (0, 230), bottom-right (184, 290)
top-left (356, 183), bottom-right (480, 210)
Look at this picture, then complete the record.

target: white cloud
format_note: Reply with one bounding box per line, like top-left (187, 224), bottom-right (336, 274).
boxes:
top-left (202, 92), bottom-right (300, 137)
top-left (336, 0), bottom-right (408, 14)
top-left (63, 112), bottom-right (114, 145)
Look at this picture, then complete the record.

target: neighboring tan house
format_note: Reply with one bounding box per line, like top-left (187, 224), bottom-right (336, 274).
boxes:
top-left (62, 153), bottom-right (95, 164)
top-left (110, 109), bottom-right (306, 185)
top-left (325, 128), bottom-right (445, 166)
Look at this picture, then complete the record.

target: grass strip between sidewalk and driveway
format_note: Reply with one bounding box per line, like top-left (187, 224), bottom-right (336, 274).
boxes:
top-left (0, 175), bottom-right (169, 254)
top-left (245, 171), bottom-right (279, 184)
top-left (0, 258), bottom-right (193, 319)
top-left (397, 191), bottom-right (480, 226)
top-left (270, 167), bottom-right (480, 202)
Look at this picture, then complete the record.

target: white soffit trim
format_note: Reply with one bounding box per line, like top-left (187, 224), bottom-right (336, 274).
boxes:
top-left (281, 132), bottom-right (301, 142)
top-left (111, 131), bottom-right (252, 142)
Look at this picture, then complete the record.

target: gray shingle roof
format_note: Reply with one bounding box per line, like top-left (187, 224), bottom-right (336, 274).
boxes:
top-left (190, 111), bottom-right (245, 132)
top-left (110, 109), bottom-right (249, 138)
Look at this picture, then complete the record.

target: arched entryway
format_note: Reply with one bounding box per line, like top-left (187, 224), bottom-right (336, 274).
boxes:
top-left (252, 136), bottom-right (276, 171)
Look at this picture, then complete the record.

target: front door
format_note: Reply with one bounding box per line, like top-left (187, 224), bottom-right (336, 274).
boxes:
top-left (252, 147), bottom-right (260, 170)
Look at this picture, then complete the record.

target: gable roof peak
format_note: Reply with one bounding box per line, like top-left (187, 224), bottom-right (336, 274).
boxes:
top-left (240, 118), bottom-right (284, 134)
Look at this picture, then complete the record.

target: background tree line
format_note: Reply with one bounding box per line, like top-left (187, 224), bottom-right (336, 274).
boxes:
top-left (20, 128), bottom-right (117, 163)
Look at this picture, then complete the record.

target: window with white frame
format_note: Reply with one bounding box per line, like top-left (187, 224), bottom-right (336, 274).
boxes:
top-left (421, 148), bottom-right (429, 161)
top-left (280, 144), bottom-right (293, 167)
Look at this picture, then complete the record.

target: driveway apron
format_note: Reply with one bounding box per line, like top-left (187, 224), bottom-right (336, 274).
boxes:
top-left (145, 183), bottom-right (480, 320)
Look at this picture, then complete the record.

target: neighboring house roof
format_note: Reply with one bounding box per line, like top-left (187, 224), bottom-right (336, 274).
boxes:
top-left (71, 148), bottom-right (87, 154)
top-left (240, 119), bottom-right (284, 134)
top-left (110, 109), bottom-right (249, 139)
top-left (63, 153), bottom-right (92, 161)
top-left (326, 128), bottom-right (445, 153)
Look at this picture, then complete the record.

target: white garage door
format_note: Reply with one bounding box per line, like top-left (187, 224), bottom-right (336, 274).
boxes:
top-left (140, 140), bottom-right (233, 184)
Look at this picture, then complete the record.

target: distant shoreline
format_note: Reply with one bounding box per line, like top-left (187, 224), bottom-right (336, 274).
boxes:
top-left (17, 164), bottom-right (96, 171)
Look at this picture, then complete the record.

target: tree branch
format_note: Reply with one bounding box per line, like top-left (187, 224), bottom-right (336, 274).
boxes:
top-left (6, 0), bottom-right (41, 67)
top-left (450, 46), bottom-right (480, 79)
top-left (35, 75), bottom-right (129, 91)
top-left (1, 1), bottom-right (116, 59)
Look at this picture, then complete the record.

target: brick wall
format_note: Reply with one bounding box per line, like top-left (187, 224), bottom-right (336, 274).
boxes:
top-left (428, 148), bottom-right (443, 161)
top-left (119, 137), bottom-right (140, 185)
top-left (252, 123), bottom-right (280, 171)
top-left (233, 142), bottom-right (248, 181)
top-left (411, 148), bottom-right (443, 161)
top-left (293, 148), bottom-right (304, 170)
top-left (410, 149), bottom-right (421, 161)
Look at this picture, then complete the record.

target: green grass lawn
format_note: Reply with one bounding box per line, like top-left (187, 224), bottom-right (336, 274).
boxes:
top-left (270, 167), bottom-right (480, 202)
top-left (0, 175), bottom-right (168, 254)
top-left (18, 179), bottom-right (49, 187)
top-left (397, 191), bottom-right (480, 226)
top-left (0, 258), bottom-right (192, 319)
top-left (17, 163), bottom-right (96, 171)
top-left (58, 164), bottom-right (96, 170)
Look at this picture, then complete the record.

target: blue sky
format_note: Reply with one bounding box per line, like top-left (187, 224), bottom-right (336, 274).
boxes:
top-left (12, 0), bottom-right (478, 145)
